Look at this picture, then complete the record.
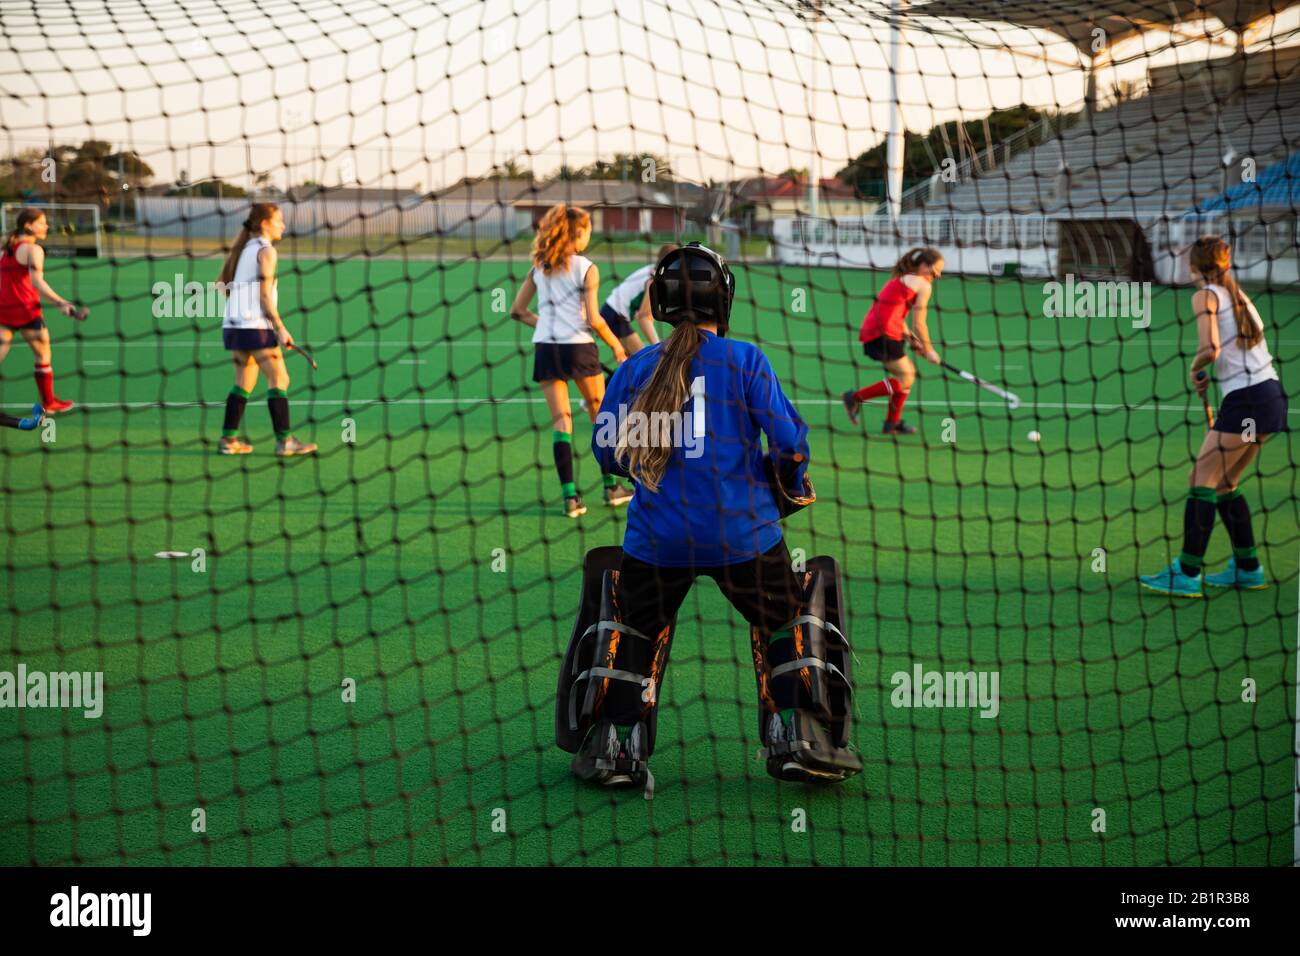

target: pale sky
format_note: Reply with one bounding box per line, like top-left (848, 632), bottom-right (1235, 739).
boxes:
top-left (2, 0), bottom-right (1295, 190)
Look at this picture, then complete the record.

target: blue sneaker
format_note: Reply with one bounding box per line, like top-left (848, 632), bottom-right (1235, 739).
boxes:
top-left (1204, 558), bottom-right (1267, 591)
top-left (17, 404), bottom-right (43, 431)
top-left (1139, 560), bottom-right (1204, 598)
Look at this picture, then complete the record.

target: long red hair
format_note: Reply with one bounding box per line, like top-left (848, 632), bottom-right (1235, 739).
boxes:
top-left (531, 204), bottom-right (590, 272)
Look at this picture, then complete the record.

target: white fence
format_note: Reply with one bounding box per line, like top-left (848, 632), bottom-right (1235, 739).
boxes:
top-left (773, 215), bottom-right (1057, 276)
top-left (774, 213), bottom-right (1299, 284)
top-left (136, 196), bottom-right (530, 241)
top-left (1149, 214), bottom-right (1299, 285)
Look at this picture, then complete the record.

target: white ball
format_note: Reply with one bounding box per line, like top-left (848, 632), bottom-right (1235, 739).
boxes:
top-left (1027, 430), bottom-right (1042, 443)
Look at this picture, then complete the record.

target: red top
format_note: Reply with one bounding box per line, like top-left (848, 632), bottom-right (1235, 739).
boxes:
top-left (858, 276), bottom-right (917, 342)
top-left (0, 238), bottom-right (42, 328)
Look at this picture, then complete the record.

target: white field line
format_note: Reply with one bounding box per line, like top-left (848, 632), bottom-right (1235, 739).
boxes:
top-left (19, 397), bottom-right (1299, 417)
top-left (58, 338), bottom-right (1300, 349)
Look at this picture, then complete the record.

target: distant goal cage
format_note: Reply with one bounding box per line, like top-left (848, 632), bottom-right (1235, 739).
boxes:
top-left (1, 203), bottom-right (102, 258)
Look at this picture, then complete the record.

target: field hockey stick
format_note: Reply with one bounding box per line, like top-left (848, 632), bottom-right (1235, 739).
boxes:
top-left (287, 343), bottom-right (318, 370)
top-left (940, 360), bottom-right (1021, 410)
top-left (1195, 371), bottom-right (1214, 428)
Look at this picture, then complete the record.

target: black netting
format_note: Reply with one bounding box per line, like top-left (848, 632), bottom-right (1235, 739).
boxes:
top-left (0, 0), bottom-right (1296, 866)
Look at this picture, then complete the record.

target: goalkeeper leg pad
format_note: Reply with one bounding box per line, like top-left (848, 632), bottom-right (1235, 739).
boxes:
top-left (556, 547), bottom-right (676, 794)
top-left (753, 556), bottom-right (862, 783)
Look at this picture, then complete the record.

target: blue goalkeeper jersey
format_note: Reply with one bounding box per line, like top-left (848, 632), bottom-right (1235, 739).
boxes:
top-left (591, 329), bottom-right (810, 567)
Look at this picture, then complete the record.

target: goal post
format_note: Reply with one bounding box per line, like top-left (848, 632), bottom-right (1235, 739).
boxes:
top-left (1, 202), bottom-right (102, 258)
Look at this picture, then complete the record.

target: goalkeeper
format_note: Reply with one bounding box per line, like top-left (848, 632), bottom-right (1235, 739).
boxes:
top-left (575, 243), bottom-right (860, 787)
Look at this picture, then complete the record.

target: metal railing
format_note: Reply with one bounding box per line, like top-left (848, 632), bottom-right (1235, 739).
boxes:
top-left (894, 114), bottom-right (1073, 214)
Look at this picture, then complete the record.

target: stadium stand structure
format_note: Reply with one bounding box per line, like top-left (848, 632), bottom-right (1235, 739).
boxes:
top-left (920, 57), bottom-right (1300, 282)
top-left (775, 4), bottom-right (1299, 284)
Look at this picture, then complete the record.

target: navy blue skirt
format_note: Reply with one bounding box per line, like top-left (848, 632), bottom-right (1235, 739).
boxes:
top-left (599, 302), bottom-right (634, 339)
top-left (223, 327), bottom-right (279, 351)
top-left (1214, 379), bottom-right (1288, 434)
top-left (533, 342), bottom-right (601, 383)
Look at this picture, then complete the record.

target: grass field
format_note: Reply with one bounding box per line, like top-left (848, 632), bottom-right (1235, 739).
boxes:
top-left (1, 254), bottom-right (1296, 866)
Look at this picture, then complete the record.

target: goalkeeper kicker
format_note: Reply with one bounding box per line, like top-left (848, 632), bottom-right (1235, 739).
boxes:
top-left (555, 244), bottom-right (861, 795)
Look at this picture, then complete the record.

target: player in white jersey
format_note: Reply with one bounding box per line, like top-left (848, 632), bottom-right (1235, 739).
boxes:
top-left (1141, 236), bottom-right (1287, 597)
top-left (598, 243), bottom-right (679, 355)
top-left (216, 203), bottom-right (316, 457)
top-left (509, 204), bottom-right (630, 517)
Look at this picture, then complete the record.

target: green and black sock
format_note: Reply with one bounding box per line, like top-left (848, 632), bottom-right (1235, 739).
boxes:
top-left (1178, 486), bottom-right (1218, 577)
top-left (222, 385), bottom-right (250, 437)
top-left (602, 472), bottom-right (618, 490)
top-left (267, 387), bottom-right (291, 441)
top-left (553, 430), bottom-right (576, 499)
top-left (1217, 490), bottom-right (1260, 572)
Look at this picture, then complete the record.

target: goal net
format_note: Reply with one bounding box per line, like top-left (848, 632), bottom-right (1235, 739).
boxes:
top-left (0, 0), bottom-right (1296, 868)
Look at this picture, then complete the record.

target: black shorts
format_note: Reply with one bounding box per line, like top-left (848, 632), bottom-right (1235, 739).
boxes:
top-left (1, 317), bottom-right (45, 333)
top-left (601, 540), bottom-right (804, 725)
top-left (616, 539), bottom-right (802, 638)
top-left (1214, 379), bottom-right (1288, 434)
top-left (533, 342), bottom-right (602, 383)
top-left (223, 327), bottom-right (279, 351)
top-left (599, 303), bottom-right (634, 339)
top-left (863, 336), bottom-right (906, 362)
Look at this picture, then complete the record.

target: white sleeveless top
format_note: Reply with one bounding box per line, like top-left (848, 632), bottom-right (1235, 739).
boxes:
top-left (1205, 282), bottom-right (1277, 396)
top-left (532, 255), bottom-right (594, 344)
top-left (222, 236), bottom-right (276, 330)
top-left (604, 263), bottom-right (654, 318)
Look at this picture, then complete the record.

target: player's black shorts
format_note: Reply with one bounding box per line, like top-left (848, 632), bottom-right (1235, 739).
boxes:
top-left (1214, 378), bottom-right (1288, 434)
top-left (863, 336), bottom-right (906, 362)
top-left (616, 539), bottom-right (803, 646)
top-left (599, 303), bottom-right (634, 339)
top-left (1, 317), bottom-right (45, 333)
top-left (533, 342), bottom-right (602, 382)
top-left (223, 327), bottom-right (279, 351)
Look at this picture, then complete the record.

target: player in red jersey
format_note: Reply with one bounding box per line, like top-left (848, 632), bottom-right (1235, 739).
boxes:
top-left (841, 246), bottom-right (943, 435)
top-left (0, 208), bottom-right (87, 413)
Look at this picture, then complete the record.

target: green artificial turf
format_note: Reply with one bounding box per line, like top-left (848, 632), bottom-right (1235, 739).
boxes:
top-left (1, 253), bottom-right (1296, 865)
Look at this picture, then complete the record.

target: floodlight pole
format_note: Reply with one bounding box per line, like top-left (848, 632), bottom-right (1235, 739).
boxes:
top-left (805, 1), bottom-right (825, 222)
top-left (886, 0), bottom-right (908, 221)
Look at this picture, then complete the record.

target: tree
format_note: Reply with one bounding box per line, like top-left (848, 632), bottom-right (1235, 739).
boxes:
top-left (836, 105), bottom-right (1064, 194)
top-left (0, 141), bottom-right (155, 203)
top-left (106, 149), bottom-right (154, 188)
top-left (548, 153), bottom-right (675, 183)
top-left (0, 147), bottom-right (49, 200)
top-left (486, 159), bottom-right (534, 180)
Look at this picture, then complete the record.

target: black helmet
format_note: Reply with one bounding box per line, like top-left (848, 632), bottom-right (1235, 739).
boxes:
top-left (649, 241), bottom-right (735, 333)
